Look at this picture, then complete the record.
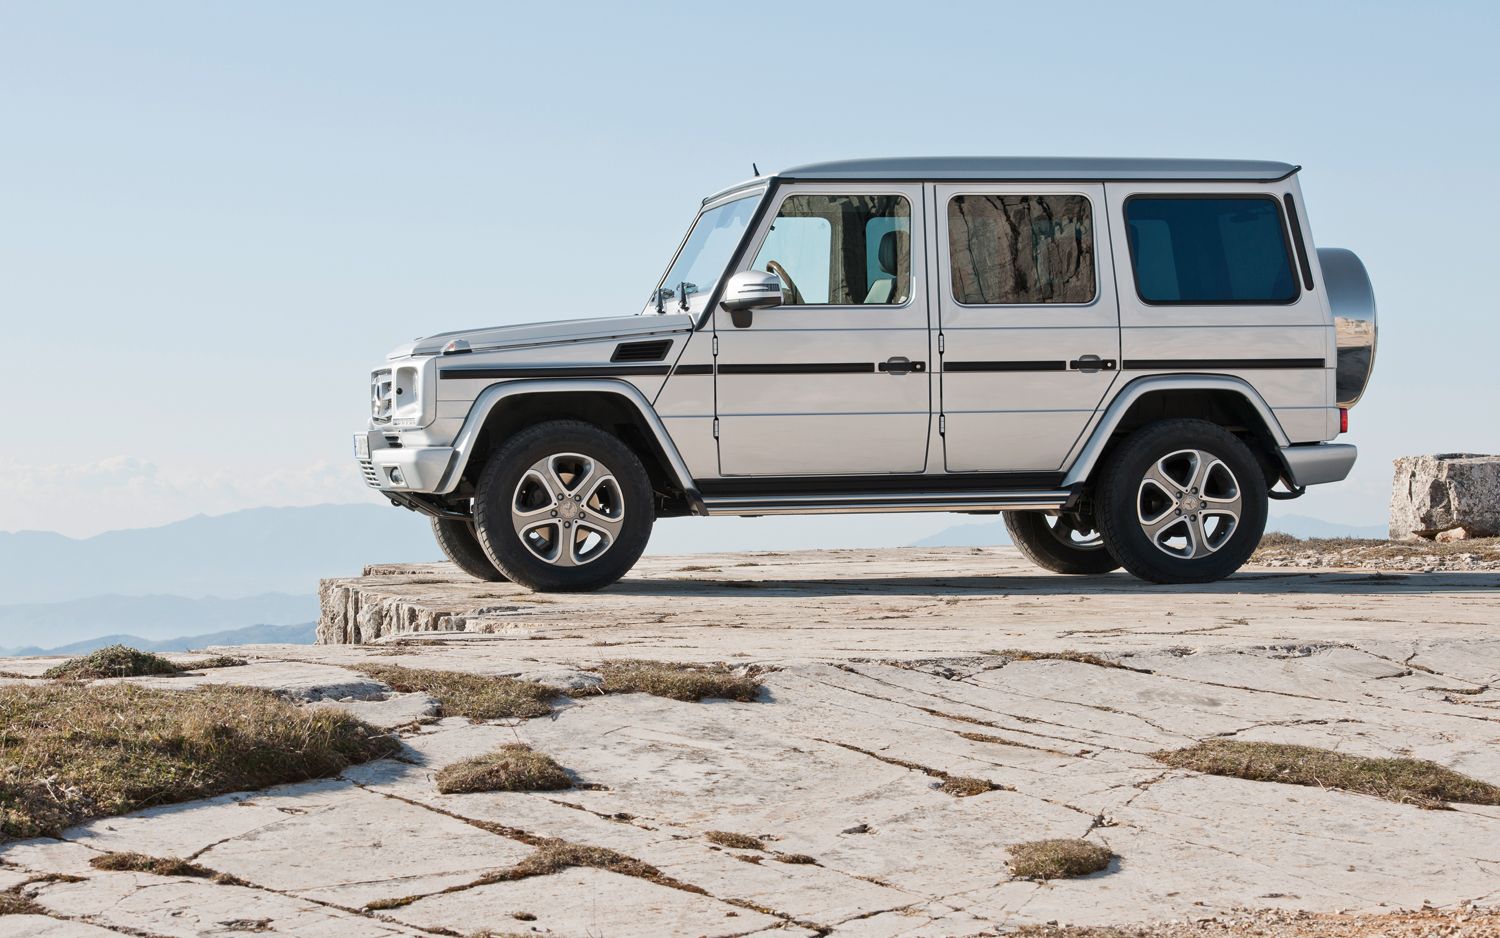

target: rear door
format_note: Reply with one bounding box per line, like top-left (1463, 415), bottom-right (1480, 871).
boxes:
top-left (933, 183), bottom-right (1120, 471)
top-left (713, 184), bottom-right (932, 475)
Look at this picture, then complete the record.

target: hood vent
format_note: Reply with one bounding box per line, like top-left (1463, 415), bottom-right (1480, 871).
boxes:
top-left (611, 339), bottom-right (673, 363)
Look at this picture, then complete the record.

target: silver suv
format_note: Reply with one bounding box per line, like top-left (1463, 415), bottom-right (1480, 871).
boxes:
top-left (354, 157), bottom-right (1376, 591)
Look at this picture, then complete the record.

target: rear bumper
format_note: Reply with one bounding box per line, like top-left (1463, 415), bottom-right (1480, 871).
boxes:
top-left (1279, 442), bottom-right (1357, 487)
top-left (355, 431), bottom-right (452, 492)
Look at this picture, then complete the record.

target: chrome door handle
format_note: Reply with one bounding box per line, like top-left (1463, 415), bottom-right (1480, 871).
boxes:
top-left (879, 357), bottom-right (926, 375)
top-left (1069, 355), bottom-right (1117, 373)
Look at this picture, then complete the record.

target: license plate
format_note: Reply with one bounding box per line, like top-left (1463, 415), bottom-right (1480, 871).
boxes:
top-left (353, 433), bottom-right (370, 459)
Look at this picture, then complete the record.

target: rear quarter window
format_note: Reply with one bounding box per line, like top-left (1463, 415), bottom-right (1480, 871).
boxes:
top-left (1124, 196), bottom-right (1298, 305)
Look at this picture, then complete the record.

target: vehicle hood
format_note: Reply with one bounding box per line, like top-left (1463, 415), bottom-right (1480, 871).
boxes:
top-left (390, 314), bottom-right (695, 359)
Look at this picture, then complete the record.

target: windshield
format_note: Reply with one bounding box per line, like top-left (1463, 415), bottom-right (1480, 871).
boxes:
top-left (647, 193), bottom-right (760, 314)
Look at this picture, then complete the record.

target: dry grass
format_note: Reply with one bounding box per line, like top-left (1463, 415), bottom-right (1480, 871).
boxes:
top-left (42, 645), bottom-right (183, 680)
top-left (827, 741), bottom-right (1004, 798)
top-left (0, 683), bottom-right (397, 840)
top-left (179, 655), bottom-right (248, 671)
top-left (355, 664), bottom-right (555, 720)
top-left (89, 851), bottom-right (245, 885)
top-left (939, 775), bottom-right (999, 797)
top-left (705, 830), bottom-right (765, 850)
top-left (1253, 533), bottom-right (1500, 563)
top-left (1007, 838), bottom-right (1114, 880)
top-left (435, 745), bottom-right (572, 794)
top-left (473, 838), bottom-right (705, 894)
top-left (1154, 740), bottom-right (1500, 809)
top-left (988, 648), bottom-right (1144, 671)
top-left (0, 890), bottom-right (45, 915)
top-left (1014, 906), bottom-right (1500, 937)
top-left (584, 659), bottom-right (762, 702)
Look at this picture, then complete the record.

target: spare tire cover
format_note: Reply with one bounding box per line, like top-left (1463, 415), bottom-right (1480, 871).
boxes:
top-left (1319, 247), bottom-right (1377, 408)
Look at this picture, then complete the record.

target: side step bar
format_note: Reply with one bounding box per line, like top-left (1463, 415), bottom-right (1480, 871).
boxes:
top-left (699, 489), bottom-right (1075, 517)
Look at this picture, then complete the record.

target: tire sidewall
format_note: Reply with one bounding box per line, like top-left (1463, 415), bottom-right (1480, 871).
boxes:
top-left (473, 421), bottom-right (654, 592)
top-left (1003, 511), bottom-right (1121, 575)
top-left (1096, 420), bottom-right (1268, 584)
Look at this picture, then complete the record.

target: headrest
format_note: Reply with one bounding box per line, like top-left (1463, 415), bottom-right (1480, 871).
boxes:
top-left (878, 229), bottom-right (907, 276)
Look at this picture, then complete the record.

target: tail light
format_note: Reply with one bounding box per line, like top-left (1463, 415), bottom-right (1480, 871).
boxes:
top-left (1339, 408), bottom-right (1349, 434)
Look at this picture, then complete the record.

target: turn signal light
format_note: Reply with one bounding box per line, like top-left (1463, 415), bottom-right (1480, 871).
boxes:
top-left (1339, 408), bottom-right (1349, 434)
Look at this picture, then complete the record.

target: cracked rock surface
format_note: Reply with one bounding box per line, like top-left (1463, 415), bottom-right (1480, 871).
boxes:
top-left (3, 547), bottom-right (1499, 937)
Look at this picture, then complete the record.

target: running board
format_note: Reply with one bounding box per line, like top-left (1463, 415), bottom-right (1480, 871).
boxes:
top-left (698, 489), bottom-right (1074, 517)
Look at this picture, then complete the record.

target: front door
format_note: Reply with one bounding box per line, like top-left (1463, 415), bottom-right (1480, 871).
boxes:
top-left (714, 185), bottom-right (932, 475)
top-left (934, 183), bottom-right (1121, 471)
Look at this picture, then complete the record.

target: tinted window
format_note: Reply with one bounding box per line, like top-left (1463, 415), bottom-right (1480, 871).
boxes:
top-left (1125, 197), bottom-right (1297, 304)
top-left (947, 194), bottom-right (1095, 304)
top-left (752, 194), bottom-right (910, 305)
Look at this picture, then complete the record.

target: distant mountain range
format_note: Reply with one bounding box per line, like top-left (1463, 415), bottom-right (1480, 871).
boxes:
top-left (0, 622), bottom-right (317, 657)
top-left (911, 513), bottom-right (1386, 548)
top-left (0, 592), bottom-right (317, 649)
top-left (0, 503), bottom-right (442, 605)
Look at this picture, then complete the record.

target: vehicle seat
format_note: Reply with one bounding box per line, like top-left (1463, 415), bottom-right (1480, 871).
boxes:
top-left (864, 229), bottom-right (908, 304)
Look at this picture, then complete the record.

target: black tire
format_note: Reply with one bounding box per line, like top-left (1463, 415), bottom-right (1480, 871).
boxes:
top-left (1095, 419), bottom-right (1268, 584)
top-left (472, 419), bottom-right (654, 592)
top-left (1004, 511), bottom-right (1121, 575)
top-left (430, 516), bottom-right (508, 582)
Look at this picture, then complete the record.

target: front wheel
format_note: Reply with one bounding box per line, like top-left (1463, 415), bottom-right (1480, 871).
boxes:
top-left (1004, 511), bottom-right (1120, 575)
top-left (472, 420), bottom-right (654, 592)
top-left (1094, 419), bottom-right (1268, 584)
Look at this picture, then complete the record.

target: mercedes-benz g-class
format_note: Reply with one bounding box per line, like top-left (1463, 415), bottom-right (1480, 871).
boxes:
top-left (354, 157), bottom-right (1377, 591)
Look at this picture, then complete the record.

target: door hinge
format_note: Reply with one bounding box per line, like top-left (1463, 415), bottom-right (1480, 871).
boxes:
top-left (938, 414), bottom-right (946, 435)
top-left (712, 417), bottom-right (720, 438)
top-left (938, 333), bottom-right (945, 354)
top-left (711, 335), bottom-right (719, 356)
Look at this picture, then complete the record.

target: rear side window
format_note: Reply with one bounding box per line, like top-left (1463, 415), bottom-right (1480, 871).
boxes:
top-left (1125, 196), bottom-right (1297, 304)
top-left (947, 194), bottom-right (1096, 304)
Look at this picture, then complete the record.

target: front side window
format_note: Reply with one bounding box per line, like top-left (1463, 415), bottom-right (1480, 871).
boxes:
top-left (947, 194), bottom-right (1096, 304)
top-left (1125, 196), bottom-right (1297, 304)
top-left (752, 194), bottom-right (911, 305)
top-left (654, 194), bottom-right (760, 312)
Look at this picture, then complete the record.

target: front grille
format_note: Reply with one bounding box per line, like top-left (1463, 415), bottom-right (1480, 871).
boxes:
top-left (370, 369), bottom-right (393, 423)
top-left (359, 458), bottom-right (379, 487)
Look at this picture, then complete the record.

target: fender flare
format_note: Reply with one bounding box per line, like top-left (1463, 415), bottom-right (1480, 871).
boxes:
top-left (1060, 374), bottom-right (1292, 488)
top-left (434, 378), bottom-right (699, 499)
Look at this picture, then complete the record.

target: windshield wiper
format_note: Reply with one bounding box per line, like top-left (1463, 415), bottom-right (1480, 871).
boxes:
top-left (678, 282), bottom-right (697, 312)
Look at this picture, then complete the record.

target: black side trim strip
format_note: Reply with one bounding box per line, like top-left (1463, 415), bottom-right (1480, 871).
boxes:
top-left (439, 364), bottom-right (672, 379)
top-left (697, 471), bottom-right (1066, 497)
top-left (1283, 193), bottom-right (1315, 291)
top-left (943, 360), bottom-right (1067, 373)
top-left (673, 363), bottom-right (714, 375)
top-left (718, 362), bottom-right (874, 375)
top-left (1124, 358), bottom-right (1325, 371)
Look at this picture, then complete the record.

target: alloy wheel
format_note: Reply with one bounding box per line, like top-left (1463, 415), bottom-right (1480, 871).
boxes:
top-left (511, 452), bottom-right (625, 566)
top-left (1135, 448), bottom-right (1243, 559)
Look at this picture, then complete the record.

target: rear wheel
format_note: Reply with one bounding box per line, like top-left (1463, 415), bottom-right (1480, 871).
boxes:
top-left (1004, 511), bottom-right (1121, 575)
top-left (473, 420), bottom-right (654, 592)
top-left (1095, 419), bottom-right (1267, 584)
top-left (430, 515), bottom-right (507, 582)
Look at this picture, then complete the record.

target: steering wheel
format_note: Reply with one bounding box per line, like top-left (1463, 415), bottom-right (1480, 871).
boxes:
top-left (764, 260), bottom-right (805, 306)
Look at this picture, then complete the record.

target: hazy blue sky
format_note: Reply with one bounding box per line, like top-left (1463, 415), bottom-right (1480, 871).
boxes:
top-left (3, 1), bottom-right (1496, 542)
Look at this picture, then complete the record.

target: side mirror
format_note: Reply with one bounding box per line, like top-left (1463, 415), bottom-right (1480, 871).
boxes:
top-left (720, 270), bottom-right (784, 328)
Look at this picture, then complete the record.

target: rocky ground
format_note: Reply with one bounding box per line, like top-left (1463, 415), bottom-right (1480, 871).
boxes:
top-left (2, 547), bottom-right (1499, 937)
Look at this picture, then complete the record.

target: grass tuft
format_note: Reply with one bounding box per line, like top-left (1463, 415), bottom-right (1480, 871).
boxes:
top-left (89, 851), bottom-right (245, 884)
top-left (987, 648), bottom-right (1141, 671)
top-left (1007, 838), bottom-right (1114, 880)
top-left (435, 745), bottom-right (572, 794)
top-left (775, 853), bottom-right (817, 864)
top-left (179, 655), bottom-right (248, 671)
top-left (939, 775), bottom-right (999, 797)
top-left (1153, 740), bottom-right (1500, 809)
top-left (0, 683), bottom-right (397, 840)
top-left (705, 830), bottom-right (765, 850)
top-left (42, 645), bottom-right (182, 680)
top-left (584, 659), bottom-right (761, 702)
top-left (0, 891), bottom-right (45, 916)
top-left (355, 664), bottom-right (555, 720)
top-left (472, 838), bottom-right (705, 894)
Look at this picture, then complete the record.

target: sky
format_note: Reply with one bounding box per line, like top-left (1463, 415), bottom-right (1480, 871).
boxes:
top-left (2, 0), bottom-right (1497, 542)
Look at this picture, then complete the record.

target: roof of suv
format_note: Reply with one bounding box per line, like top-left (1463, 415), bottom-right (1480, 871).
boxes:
top-left (776, 156), bottom-right (1299, 182)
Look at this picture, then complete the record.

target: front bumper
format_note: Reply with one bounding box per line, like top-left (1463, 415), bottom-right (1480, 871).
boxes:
top-left (1279, 442), bottom-right (1357, 487)
top-left (355, 431), bottom-right (453, 492)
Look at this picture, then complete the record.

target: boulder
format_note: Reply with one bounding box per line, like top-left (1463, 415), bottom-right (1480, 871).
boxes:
top-left (1390, 454), bottom-right (1500, 539)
